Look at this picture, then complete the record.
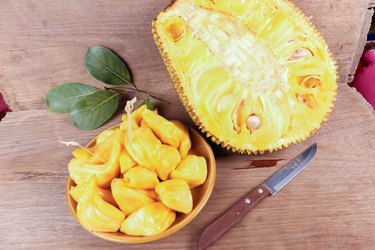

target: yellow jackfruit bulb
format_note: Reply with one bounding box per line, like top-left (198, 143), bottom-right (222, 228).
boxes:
top-left (155, 179), bottom-right (193, 214)
top-left (141, 108), bottom-right (183, 148)
top-left (120, 202), bottom-right (176, 236)
top-left (170, 155), bottom-right (207, 189)
top-left (171, 120), bottom-right (191, 158)
top-left (95, 129), bottom-right (114, 144)
top-left (70, 181), bottom-right (117, 207)
top-left (152, 0), bottom-right (337, 153)
top-left (68, 129), bottom-right (121, 188)
top-left (137, 189), bottom-right (159, 200)
top-left (140, 109), bottom-right (158, 129)
top-left (154, 145), bottom-right (181, 180)
top-left (124, 127), bottom-right (161, 170)
top-left (76, 176), bottom-right (125, 232)
top-left (72, 128), bottom-right (117, 164)
top-left (123, 166), bottom-right (160, 189)
top-left (120, 105), bottom-right (147, 131)
top-left (140, 119), bottom-right (149, 128)
top-left (119, 150), bottom-right (137, 174)
top-left (111, 178), bottom-right (155, 215)
top-left (125, 127), bottom-right (181, 178)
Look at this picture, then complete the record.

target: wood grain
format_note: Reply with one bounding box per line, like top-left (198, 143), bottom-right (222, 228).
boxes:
top-left (348, 8), bottom-right (374, 83)
top-left (198, 183), bottom-right (271, 250)
top-left (1, 85), bottom-right (375, 249)
top-left (1, 0), bottom-right (375, 249)
top-left (0, 0), bottom-right (372, 111)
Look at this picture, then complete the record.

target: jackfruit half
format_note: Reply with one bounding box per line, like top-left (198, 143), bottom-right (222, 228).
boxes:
top-left (152, 0), bottom-right (337, 153)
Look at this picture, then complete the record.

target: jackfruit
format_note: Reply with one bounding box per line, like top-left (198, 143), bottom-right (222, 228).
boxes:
top-left (72, 128), bottom-right (116, 164)
top-left (76, 176), bottom-right (125, 232)
top-left (119, 104), bottom-right (147, 132)
top-left (171, 120), bottom-right (191, 158)
top-left (124, 127), bottom-right (181, 180)
top-left (70, 180), bottom-right (117, 207)
top-left (68, 129), bottom-right (121, 188)
top-left (152, 0), bottom-right (337, 153)
top-left (123, 166), bottom-right (160, 189)
top-left (111, 178), bottom-right (155, 215)
top-left (142, 108), bottom-right (183, 148)
top-left (120, 202), bottom-right (176, 236)
top-left (170, 155), bottom-right (207, 189)
top-left (155, 179), bottom-right (193, 214)
top-left (119, 149), bottom-right (137, 174)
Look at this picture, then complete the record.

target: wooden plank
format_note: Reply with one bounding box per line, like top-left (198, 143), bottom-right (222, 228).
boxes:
top-left (1, 0), bottom-right (374, 248)
top-left (293, 0), bottom-right (370, 83)
top-left (1, 85), bottom-right (375, 249)
top-left (348, 8), bottom-right (374, 83)
top-left (0, 0), bottom-right (371, 111)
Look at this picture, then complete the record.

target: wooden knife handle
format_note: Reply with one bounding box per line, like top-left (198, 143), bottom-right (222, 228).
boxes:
top-left (198, 184), bottom-right (271, 250)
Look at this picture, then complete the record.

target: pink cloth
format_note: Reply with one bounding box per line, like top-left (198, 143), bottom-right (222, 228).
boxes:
top-left (352, 49), bottom-right (375, 109)
top-left (0, 93), bottom-right (11, 120)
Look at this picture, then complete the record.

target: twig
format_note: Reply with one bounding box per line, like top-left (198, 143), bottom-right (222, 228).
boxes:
top-left (105, 86), bottom-right (171, 104)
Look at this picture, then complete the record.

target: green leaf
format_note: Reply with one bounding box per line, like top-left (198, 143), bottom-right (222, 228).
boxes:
top-left (46, 82), bottom-right (100, 113)
top-left (85, 45), bottom-right (132, 85)
top-left (71, 90), bottom-right (120, 130)
top-left (140, 97), bottom-right (154, 110)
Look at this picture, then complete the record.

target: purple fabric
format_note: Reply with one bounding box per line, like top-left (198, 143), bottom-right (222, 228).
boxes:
top-left (353, 49), bottom-right (375, 109)
top-left (0, 92), bottom-right (11, 120)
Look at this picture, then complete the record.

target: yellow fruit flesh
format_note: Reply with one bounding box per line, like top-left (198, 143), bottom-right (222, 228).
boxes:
top-left (119, 150), bottom-right (137, 174)
top-left (68, 129), bottom-right (121, 188)
top-left (72, 129), bottom-right (116, 164)
top-left (95, 129), bottom-right (114, 144)
top-left (70, 181), bottom-right (117, 207)
top-left (76, 177), bottom-right (125, 232)
top-left (119, 105), bottom-right (147, 132)
top-left (153, 0), bottom-right (337, 153)
top-left (170, 155), bottom-right (207, 189)
top-left (155, 179), bottom-right (193, 214)
top-left (68, 105), bottom-right (208, 235)
top-left (111, 178), bottom-right (155, 215)
top-left (124, 127), bottom-right (160, 170)
top-left (124, 127), bottom-right (181, 180)
top-left (142, 108), bottom-right (183, 148)
top-left (120, 202), bottom-right (176, 236)
top-left (123, 166), bottom-right (160, 189)
top-left (171, 120), bottom-right (191, 158)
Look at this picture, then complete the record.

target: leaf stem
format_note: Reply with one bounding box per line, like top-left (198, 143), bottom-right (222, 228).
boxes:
top-left (132, 83), bottom-right (139, 92)
top-left (105, 86), bottom-right (171, 104)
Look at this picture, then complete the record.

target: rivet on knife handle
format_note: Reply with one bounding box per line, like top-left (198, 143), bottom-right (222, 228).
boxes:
top-left (198, 143), bottom-right (317, 250)
top-left (198, 184), bottom-right (271, 250)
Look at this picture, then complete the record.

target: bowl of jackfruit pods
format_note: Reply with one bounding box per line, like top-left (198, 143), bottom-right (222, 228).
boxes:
top-left (66, 105), bottom-right (216, 243)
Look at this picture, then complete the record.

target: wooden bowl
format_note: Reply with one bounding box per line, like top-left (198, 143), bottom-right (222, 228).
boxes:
top-left (66, 124), bottom-right (216, 244)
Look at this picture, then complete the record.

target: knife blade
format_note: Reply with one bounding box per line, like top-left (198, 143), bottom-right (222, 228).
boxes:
top-left (198, 143), bottom-right (317, 250)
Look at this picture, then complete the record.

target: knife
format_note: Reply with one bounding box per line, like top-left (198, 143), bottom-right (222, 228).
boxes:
top-left (198, 143), bottom-right (317, 250)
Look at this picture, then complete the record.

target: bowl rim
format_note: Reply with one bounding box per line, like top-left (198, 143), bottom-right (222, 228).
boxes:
top-left (66, 123), bottom-right (216, 244)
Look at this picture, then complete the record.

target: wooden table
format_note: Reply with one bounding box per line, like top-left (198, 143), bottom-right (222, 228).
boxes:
top-left (1, 0), bottom-right (375, 249)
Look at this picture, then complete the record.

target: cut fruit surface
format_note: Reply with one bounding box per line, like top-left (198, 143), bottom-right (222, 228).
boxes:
top-left (153, 0), bottom-right (337, 153)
